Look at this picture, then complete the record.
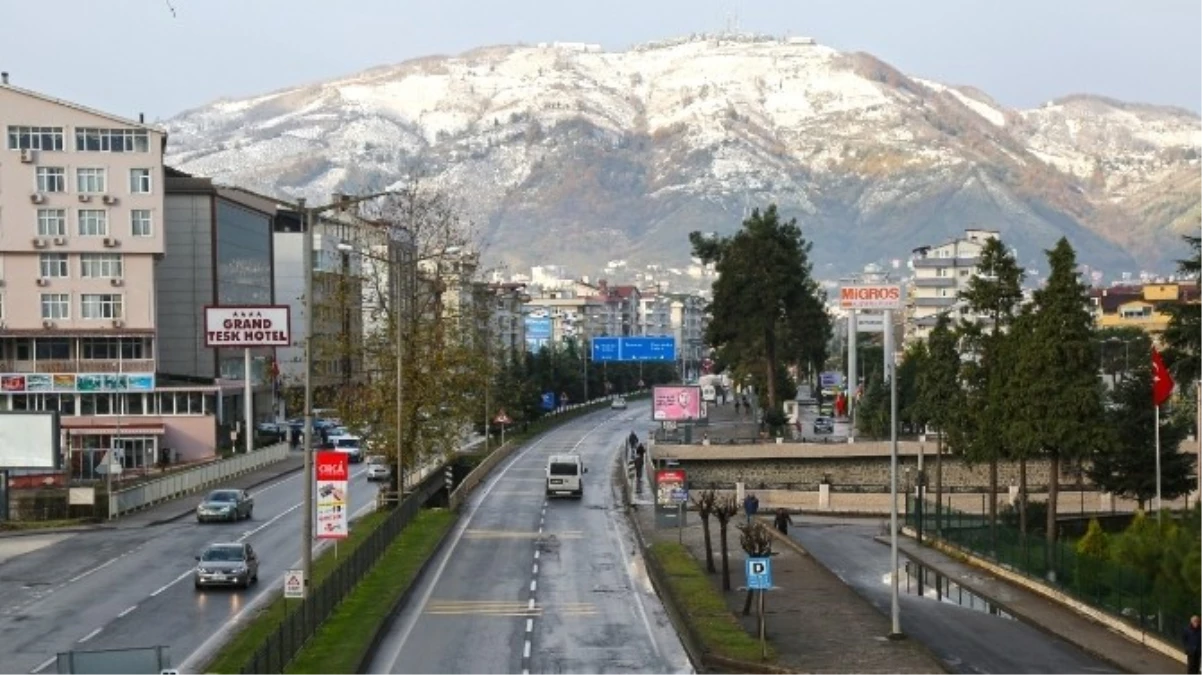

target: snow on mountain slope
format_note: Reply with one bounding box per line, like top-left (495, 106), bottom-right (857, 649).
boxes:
top-left (163, 34), bottom-right (1200, 276)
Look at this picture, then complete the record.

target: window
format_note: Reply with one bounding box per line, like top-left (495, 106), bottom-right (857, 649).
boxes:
top-left (78, 210), bottom-right (108, 236)
top-left (76, 168), bottom-right (106, 194)
top-left (36, 167), bottom-right (65, 193)
top-left (41, 293), bottom-right (69, 320)
top-left (81, 294), bottom-right (123, 319)
top-left (37, 209), bottom-right (67, 237)
top-left (129, 169), bottom-right (152, 194)
top-left (80, 253), bottom-right (122, 278)
top-left (130, 209), bottom-right (152, 237)
top-left (39, 253), bottom-right (68, 278)
top-left (74, 128), bottom-right (150, 153)
top-left (7, 125), bottom-right (65, 151)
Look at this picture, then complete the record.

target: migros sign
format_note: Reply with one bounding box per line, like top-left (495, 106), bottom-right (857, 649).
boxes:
top-left (839, 285), bottom-right (904, 309)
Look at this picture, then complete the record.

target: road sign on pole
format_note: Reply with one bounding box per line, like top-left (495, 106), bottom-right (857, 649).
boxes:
top-left (745, 557), bottom-right (773, 590)
top-left (284, 569), bottom-right (304, 598)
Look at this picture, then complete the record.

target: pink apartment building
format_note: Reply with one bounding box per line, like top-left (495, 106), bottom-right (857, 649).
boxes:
top-left (1, 75), bottom-right (219, 478)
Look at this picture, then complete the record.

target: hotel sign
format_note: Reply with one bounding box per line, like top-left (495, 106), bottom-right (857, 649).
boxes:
top-left (204, 306), bottom-right (292, 348)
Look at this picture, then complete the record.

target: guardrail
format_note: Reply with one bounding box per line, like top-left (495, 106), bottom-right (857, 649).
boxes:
top-left (109, 443), bottom-right (291, 518)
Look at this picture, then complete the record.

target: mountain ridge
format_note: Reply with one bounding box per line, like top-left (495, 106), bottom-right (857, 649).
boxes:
top-left (163, 34), bottom-right (1201, 280)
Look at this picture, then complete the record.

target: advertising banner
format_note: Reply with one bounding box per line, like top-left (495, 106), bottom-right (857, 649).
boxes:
top-left (525, 316), bottom-right (553, 352)
top-left (204, 305), bottom-right (292, 348)
top-left (855, 312), bottom-right (886, 333)
top-left (0, 373), bottom-right (154, 393)
top-left (652, 385), bottom-right (702, 421)
top-left (839, 284), bottom-right (904, 310)
top-left (656, 469), bottom-right (687, 506)
top-left (315, 451), bottom-right (349, 540)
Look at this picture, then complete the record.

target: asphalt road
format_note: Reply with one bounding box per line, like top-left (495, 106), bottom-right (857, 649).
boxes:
top-left (793, 396), bottom-right (851, 442)
top-left (789, 517), bottom-right (1118, 674)
top-left (0, 454), bottom-right (377, 674)
top-left (368, 405), bottom-right (692, 675)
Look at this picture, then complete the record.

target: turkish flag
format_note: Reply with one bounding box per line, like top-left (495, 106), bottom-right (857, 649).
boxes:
top-left (1152, 347), bottom-right (1175, 407)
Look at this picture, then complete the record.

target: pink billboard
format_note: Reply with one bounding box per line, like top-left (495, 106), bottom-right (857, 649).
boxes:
top-left (652, 386), bottom-right (703, 421)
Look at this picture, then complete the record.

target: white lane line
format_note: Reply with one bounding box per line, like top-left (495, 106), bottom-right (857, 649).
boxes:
top-left (523, 640), bottom-right (532, 658)
top-left (534, 550), bottom-right (540, 561)
top-left (522, 670), bottom-right (530, 675)
top-left (117, 605), bottom-right (137, 618)
top-left (526, 618), bottom-right (534, 633)
top-left (31, 656), bottom-right (55, 673)
top-left (532, 563), bottom-right (538, 575)
top-left (530, 579), bottom-right (537, 592)
top-left (238, 501), bottom-right (304, 540)
top-left (77, 627), bottom-right (102, 643)
top-left (528, 598), bottom-right (535, 610)
top-left (150, 569), bottom-right (193, 597)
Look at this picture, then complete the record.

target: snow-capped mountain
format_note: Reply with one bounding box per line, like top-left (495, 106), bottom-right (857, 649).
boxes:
top-left (163, 34), bottom-right (1201, 278)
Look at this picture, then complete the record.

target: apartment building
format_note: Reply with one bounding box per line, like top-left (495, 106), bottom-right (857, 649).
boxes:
top-left (1091, 283), bottom-right (1200, 338)
top-left (480, 283), bottom-right (529, 362)
top-left (638, 291), bottom-right (673, 337)
top-left (669, 294), bottom-right (708, 379)
top-left (523, 291), bottom-right (605, 348)
top-left (0, 77), bottom-right (224, 474)
top-left (906, 229), bottom-right (998, 343)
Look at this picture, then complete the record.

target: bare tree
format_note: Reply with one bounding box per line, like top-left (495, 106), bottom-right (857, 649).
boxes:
top-left (738, 521), bottom-right (774, 615)
top-left (714, 494), bottom-right (740, 591)
top-left (691, 489), bottom-right (718, 573)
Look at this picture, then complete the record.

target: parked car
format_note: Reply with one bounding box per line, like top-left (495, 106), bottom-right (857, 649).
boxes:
top-left (813, 417), bottom-right (836, 435)
top-left (196, 489), bottom-right (254, 523)
top-left (610, 397), bottom-right (628, 410)
top-left (194, 541), bottom-right (259, 589)
top-left (366, 456), bottom-right (391, 482)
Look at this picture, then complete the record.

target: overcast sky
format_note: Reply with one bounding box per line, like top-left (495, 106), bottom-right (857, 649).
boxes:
top-left (1, 0), bottom-right (1198, 121)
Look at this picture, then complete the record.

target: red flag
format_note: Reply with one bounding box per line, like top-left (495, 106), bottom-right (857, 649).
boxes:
top-left (1151, 347), bottom-right (1174, 406)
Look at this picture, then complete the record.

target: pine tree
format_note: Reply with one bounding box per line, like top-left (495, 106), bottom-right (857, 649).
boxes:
top-left (1162, 235), bottom-right (1201, 385)
top-left (917, 313), bottom-right (963, 537)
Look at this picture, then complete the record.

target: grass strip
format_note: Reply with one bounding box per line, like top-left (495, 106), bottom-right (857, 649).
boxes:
top-left (649, 541), bottom-right (775, 664)
top-left (286, 509), bottom-right (455, 674)
top-left (204, 510), bottom-right (391, 674)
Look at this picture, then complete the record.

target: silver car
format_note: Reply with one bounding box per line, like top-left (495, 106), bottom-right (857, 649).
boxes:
top-left (194, 542), bottom-right (259, 589)
top-left (196, 489), bottom-right (254, 523)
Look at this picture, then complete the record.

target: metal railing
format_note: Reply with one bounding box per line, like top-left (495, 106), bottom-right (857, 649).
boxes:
top-left (109, 443), bottom-right (290, 518)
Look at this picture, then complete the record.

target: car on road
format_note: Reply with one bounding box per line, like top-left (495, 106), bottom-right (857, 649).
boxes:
top-left (813, 416), bottom-right (836, 435)
top-left (546, 454), bottom-right (587, 498)
top-left (610, 396), bottom-right (628, 410)
top-left (194, 542), bottom-right (259, 589)
top-left (196, 489), bottom-right (254, 522)
top-left (330, 434), bottom-right (364, 463)
top-left (366, 455), bottom-right (391, 482)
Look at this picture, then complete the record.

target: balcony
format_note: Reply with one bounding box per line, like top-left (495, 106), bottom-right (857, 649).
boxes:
top-left (0, 359), bottom-right (156, 374)
top-left (911, 257), bottom-right (980, 269)
top-left (911, 277), bottom-right (957, 288)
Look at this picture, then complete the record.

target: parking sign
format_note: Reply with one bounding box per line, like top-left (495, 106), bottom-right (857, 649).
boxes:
top-left (745, 557), bottom-right (773, 590)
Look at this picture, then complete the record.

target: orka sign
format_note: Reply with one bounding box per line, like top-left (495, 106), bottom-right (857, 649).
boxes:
top-left (204, 306), bottom-right (292, 348)
top-left (839, 284), bottom-right (904, 310)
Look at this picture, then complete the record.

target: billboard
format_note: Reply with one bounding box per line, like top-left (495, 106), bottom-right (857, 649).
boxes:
top-left (0, 411), bottom-right (61, 469)
top-left (315, 451), bottom-right (349, 539)
top-left (592, 336), bottom-right (677, 362)
top-left (525, 316), bottom-right (553, 352)
top-left (0, 373), bottom-right (154, 393)
top-left (205, 305), bottom-right (291, 348)
top-left (839, 284), bottom-right (904, 310)
top-left (819, 372), bottom-right (845, 389)
top-left (855, 312), bottom-right (886, 333)
top-left (652, 386), bottom-right (703, 421)
top-left (656, 469), bottom-right (687, 506)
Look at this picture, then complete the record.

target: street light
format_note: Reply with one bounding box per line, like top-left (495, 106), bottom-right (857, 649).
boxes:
top-left (297, 190), bottom-right (398, 600)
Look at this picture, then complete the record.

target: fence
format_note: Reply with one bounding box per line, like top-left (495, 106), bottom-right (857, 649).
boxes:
top-left (110, 443), bottom-right (290, 518)
top-left (905, 495), bottom-right (1191, 645)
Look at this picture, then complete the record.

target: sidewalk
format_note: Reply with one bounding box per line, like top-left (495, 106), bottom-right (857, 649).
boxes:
top-left (890, 534), bottom-right (1183, 674)
top-left (627, 492), bottom-right (944, 673)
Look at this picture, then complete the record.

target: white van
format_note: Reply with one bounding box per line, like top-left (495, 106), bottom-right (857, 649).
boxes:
top-left (545, 454), bottom-right (587, 498)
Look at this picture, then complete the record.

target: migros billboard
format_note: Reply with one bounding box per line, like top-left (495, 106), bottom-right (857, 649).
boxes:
top-left (839, 284), bottom-right (904, 310)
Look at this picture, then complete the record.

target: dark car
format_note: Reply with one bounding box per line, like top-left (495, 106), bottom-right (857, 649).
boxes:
top-left (196, 489), bottom-right (254, 523)
top-left (813, 416), bottom-right (836, 434)
top-left (194, 542), bottom-right (259, 589)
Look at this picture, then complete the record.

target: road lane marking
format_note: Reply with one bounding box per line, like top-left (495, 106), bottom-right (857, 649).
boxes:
top-left (117, 605), bottom-right (137, 618)
top-left (463, 529), bottom-right (581, 540)
top-left (528, 598), bottom-right (535, 610)
top-left (238, 501), bottom-right (303, 540)
top-left (377, 416), bottom-right (614, 672)
top-left (77, 627), bottom-right (102, 643)
top-left (523, 640), bottom-right (531, 658)
top-left (532, 563), bottom-right (538, 575)
top-left (533, 550), bottom-right (540, 560)
top-left (526, 618), bottom-right (533, 632)
top-left (530, 579), bottom-right (537, 592)
top-left (32, 656), bottom-right (55, 673)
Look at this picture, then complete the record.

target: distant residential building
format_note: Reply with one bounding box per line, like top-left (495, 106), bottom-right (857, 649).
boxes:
top-left (480, 283), bottom-right (529, 361)
top-left (0, 77), bottom-right (224, 472)
top-left (1090, 283), bottom-right (1200, 338)
top-left (669, 294), bottom-right (708, 379)
top-left (638, 292), bottom-right (673, 336)
top-left (906, 229), bottom-right (998, 343)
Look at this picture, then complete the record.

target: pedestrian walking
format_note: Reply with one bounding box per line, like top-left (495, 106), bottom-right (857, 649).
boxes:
top-left (1184, 615), bottom-right (1200, 674)
top-left (628, 430), bottom-right (639, 454)
top-left (743, 493), bottom-right (759, 525)
top-left (773, 508), bottom-right (794, 535)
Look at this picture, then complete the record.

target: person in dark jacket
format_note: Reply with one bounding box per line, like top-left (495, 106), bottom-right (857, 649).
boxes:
top-left (1184, 615), bottom-right (1200, 674)
top-left (773, 508), bottom-right (794, 535)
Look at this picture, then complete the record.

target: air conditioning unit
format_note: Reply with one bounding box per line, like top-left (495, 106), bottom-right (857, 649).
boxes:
top-left (53, 237), bottom-right (66, 246)
top-left (103, 237), bottom-right (120, 248)
top-left (102, 195), bottom-right (118, 205)
top-left (31, 238), bottom-right (48, 248)
top-left (110, 278), bottom-right (124, 287)
top-left (30, 193), bottom-right (45, 204)
top-left (111, 319), bottom-right (125, 328)
top-left (78, 194), bottom-right (92, 203)
top-left (19, 149), bottom-right (34, 163)
top-left (42, 320), bottom-right (55, 329)
top-left (36, 278), bottom-right (50, 287)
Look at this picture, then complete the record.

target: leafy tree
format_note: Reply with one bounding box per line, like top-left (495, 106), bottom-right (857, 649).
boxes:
top-left (917, 313), bottom-right (963, 538)
top-left (1010, 238), bottom-right (1110, 559)
top-left (690, 205), bottom-right (830, 415)
top-left (897, 341), bottom-right (929, 433)
top-left (855, 366), bottom-right (889, 438)
top-left (1092, 326), bottom-right (1151, 383)
top-left (1088, 360), bottom-right (1196, 508)
top-left (1076, 518), bottom-right (1111, 559)
top-left (956, 236), bottom-right (1026, 554)
top-left (998, 306), bottom-right (1040, 540)
top-left (1161, 235), bottom-right (1201, 385)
